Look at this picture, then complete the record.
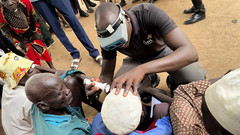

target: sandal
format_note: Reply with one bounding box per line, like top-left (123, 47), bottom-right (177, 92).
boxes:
top-left (95, 55), bottom-right (103, 66)
top-left (70, 58), bottom-right (82, 69)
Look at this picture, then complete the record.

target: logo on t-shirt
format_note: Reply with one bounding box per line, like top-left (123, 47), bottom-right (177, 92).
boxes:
top-left (143, 34), bottom-right (153, 46)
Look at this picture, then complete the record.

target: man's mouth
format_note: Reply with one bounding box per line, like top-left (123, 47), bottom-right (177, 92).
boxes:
top-left (66, 92), bottom-right (73, 104)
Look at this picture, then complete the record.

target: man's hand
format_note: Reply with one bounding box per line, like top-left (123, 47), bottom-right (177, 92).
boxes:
top-left (110, 66), bottom-right (145, 97)
top-left (85, 77), bottom-right (103, 98)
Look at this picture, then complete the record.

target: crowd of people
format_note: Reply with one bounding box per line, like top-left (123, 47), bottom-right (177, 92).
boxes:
top-left (0, 0), bottom-right (239, 135)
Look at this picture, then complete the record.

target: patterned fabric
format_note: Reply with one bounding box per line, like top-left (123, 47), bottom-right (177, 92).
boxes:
top-left (3, 4), bottom-right (29, 30)
top-left (0, 0), bottom-right (52, 65)
top-left (0, 52), bottom-right (33, 88)
top-left (0, 0), bottom-right (35, 34)
top-left (170, 80), bottom-right (211, 135)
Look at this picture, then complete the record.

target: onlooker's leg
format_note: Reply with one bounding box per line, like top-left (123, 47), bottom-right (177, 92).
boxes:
top-left (184, 0), bottom-right (206, 24)
top-left (50, 0), bottom-right (100, 58)
top-left (32, 1), bottom-right (80, 59)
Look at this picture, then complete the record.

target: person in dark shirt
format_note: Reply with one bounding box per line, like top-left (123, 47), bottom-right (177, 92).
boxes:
top-left (93, 3), bottom-right (207, 97)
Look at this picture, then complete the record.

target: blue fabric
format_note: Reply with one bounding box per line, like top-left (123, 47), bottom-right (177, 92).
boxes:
top-left (30, 0), bottom-right (39, 2)
top-left (31, 105), bottom-right (92, 135)
top-left (42, 113), bottom-right (71, 126)
top-left (128, 116), bottom-right (172, 135)
top-left (92, 113), bottom-right (172, 135)
top-left (32, 0), bottom-right (100, 58)
top-left (59, 69), bottom-right (85, 80)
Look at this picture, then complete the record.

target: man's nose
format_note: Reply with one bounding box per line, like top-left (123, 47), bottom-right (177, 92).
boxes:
top-left (65, 88), bottom-right (71, 95)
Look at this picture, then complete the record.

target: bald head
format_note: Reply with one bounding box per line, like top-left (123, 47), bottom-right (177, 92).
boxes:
top-left (95, 2), bottom-right (120, 31)
top-left (25, 73), bottom-right (59, 104)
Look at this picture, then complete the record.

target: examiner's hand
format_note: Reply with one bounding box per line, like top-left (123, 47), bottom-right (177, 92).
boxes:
top-left (110, 66), bottom-right (145, 97)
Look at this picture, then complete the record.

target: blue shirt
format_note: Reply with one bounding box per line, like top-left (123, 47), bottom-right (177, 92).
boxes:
top-left (92, 113), bottom-right (172, 135)
top-left (31, 105), bottom-right (92, 135)
top-left (42, 113), bottom-right (71, 126)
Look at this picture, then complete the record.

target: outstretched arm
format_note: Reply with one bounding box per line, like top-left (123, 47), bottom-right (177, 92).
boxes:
top-left (112, 27), bottom-right (198, 96)
top-left (100, 58), bottom-right (116, 84)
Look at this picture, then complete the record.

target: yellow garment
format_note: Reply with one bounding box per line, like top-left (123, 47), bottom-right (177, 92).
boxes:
top-left (0, 52), bottom-right (33, 88)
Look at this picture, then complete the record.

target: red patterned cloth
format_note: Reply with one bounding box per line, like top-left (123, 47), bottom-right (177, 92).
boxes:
top-left (0, 0), bottom-right (52, 65)
top-left (170, 80), bottom-right (211, 135)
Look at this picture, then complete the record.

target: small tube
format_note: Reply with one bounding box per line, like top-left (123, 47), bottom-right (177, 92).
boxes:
top-left (84, 79), bottom-right (110, 93)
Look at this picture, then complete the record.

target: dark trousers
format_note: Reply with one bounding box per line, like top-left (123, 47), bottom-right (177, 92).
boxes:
top-left (191, 0), bottom-right (205, 12)
top-left (32, 0), bottom-right (100, 59)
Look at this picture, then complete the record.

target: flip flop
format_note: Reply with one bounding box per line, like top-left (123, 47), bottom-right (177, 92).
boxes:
top-left (70, 58), bottom-right (82, 69)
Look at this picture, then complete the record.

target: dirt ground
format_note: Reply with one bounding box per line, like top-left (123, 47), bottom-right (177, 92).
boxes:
top-left (1, 0), bottom-right (240, 133)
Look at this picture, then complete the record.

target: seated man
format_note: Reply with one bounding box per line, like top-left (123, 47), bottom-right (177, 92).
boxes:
top-left (92, 88), bottom-right (172, 135)
top-left (25, 73), bottom-right (92, 135)
top-left (170, 68), bottom-right (240, 135)
top-left (0, 52), bottom-right (101, 134)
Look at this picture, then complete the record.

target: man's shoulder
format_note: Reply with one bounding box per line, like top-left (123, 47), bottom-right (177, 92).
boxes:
top-left (174, 80), bottom-right (211, 97)
top-left (129, 3), bottom-right (160, 12)
top-left (3, 84), bottom-right (26, 96)
top-left (170, 80), bottom-right (211, 112)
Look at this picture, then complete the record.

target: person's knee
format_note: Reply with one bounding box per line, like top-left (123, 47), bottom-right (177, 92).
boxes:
top-left (153, 103), bottom-right (170, 119)
top-left (64, 76), bottom-right (80, 89)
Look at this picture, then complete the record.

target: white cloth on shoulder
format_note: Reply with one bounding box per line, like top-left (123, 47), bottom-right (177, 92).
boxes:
top-left (1, 85), bottom-right (34, 135)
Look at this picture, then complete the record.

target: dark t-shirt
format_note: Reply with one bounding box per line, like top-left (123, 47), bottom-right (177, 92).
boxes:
top-left (102, 3), bottom-right (177, 60)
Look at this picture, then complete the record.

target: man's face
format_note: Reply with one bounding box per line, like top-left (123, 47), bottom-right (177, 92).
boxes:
top-left (43, 77), bottom-right (73, 110)
top-left (1, 0), bottom-right (18, 11)
top-left (201, 96), bottom-right (232, 135)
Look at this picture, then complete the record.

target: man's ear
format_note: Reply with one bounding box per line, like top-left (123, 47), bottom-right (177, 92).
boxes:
top-left (124, 14), bottom-right (131, 23)
top-left (36, 101), bottom-right (50, 112)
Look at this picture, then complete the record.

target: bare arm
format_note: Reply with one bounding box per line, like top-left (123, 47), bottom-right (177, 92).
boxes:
top-left (34, 65), bottom-right (57, 74)
top-left (139, 87), bottom-right (173, 105)
top-left (100, 58), bottom-right (116, 84)
top-left (112, 27), bottom-right (199, 96)
top-left (139, 27), bottom-right (198, 74)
